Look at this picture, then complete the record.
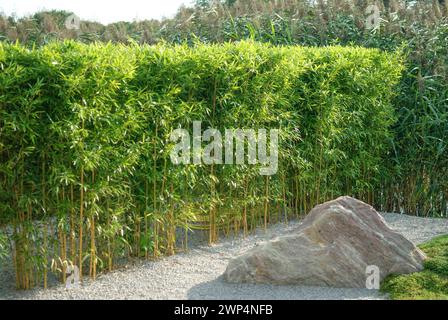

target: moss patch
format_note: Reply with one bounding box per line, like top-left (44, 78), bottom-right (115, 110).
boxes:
top-left (381, 234), bottom-right (448, 300)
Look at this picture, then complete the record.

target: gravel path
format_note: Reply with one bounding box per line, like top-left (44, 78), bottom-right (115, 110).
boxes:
top-left (1, 213), bottom-right (447, 300)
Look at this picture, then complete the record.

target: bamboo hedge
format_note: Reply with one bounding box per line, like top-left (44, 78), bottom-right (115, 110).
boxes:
top-left (0, 41), bottom-right (403, 289)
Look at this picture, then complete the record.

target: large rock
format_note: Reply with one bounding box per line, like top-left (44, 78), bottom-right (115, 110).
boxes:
top-left (223, 196), bottom-right (426, 288)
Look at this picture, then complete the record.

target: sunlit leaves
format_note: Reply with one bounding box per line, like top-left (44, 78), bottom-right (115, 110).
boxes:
top-left (0, 41), bottom-right (404, 289)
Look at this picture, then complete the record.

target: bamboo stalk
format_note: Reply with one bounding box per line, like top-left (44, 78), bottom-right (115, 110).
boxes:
top-left (61, 188), bottom-right (67, 284)
top-left (264, 176), bottom-right (269, 230)
top-left (78, 165), bottom-right (84, 282)
top-left (209, 164), bottom-right (216, 244)
top-left (70, 184), bottom-right (75, 265)
top-left (42, 217), bottom-right (48, 289)
top-left (90, 171), bottom-right (96, 279)
top-left (90, 214), bottom-right (96, 280)
top-left (242, 178), bottom-right (248, 237)
top-left (167, 183), bottom-right (175, 256)
top-left (153, 122), bottom-right (159, 258)
top-left (107, 200), bottom-right (112, 272)
top-left (145, 179), bottom-right (149, 259)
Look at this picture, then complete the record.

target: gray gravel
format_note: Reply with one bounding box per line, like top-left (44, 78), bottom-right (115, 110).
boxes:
top-left (1, 212), bottom-right (447, 300)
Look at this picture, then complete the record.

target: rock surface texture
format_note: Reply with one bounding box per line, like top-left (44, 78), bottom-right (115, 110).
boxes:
top-left (223, 196), bottom-right (426, 288)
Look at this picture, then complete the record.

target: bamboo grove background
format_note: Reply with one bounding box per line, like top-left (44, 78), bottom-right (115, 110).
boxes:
top-left (1, 0), bottom-right (447, 216)
top-left (1, 41), bottom-right (403, 289)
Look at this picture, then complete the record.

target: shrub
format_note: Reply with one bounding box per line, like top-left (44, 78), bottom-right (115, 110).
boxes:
top-left (0, 41), bottom-right (403, 289)
top-left (2, 1), bottom-right (447, 216)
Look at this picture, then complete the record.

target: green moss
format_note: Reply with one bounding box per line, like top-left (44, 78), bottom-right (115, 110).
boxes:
top-left (381, 235), bottom-right (448, 300)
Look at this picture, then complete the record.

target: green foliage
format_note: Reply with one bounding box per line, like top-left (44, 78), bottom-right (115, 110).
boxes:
top-left (0, 40), bottom-right (403, 289)
top-left (1, 1), bottom-right (447, 217)
top-left (381, 235), bottom-right (448, 300)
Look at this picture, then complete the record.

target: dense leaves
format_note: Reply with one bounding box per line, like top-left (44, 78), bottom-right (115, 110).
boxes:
top-left (0, 41), bottom-right (402, 289)
top-left (1, 1), bottom-right (447, 218)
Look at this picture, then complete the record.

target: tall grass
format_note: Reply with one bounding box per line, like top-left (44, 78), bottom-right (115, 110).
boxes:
top-left (0, 41), bottom-right (403, 289)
